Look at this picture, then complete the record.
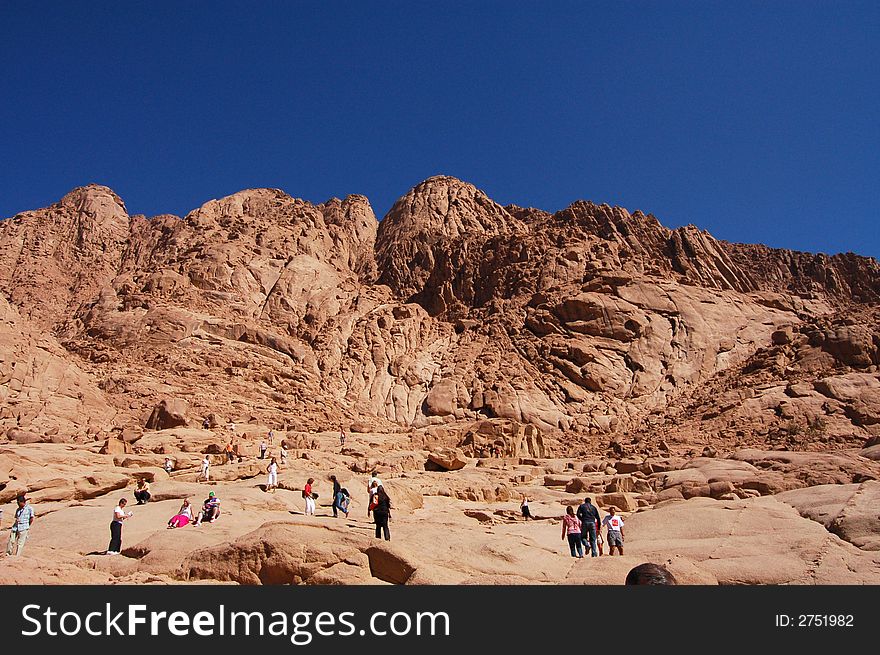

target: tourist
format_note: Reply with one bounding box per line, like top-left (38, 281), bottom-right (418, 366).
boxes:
top-left (339, 427), bottom-right (346, 447)
top-left (6, 495), bottom-right (35, 556)
top-left (367, 480), bottom-right (379, 517)
top-left (107, 497), bottom-right (132, 555)
top-left (225, 441), bottom-right (234, 463)
top-left (202, 417), bottom-right (210, 430)
top-left (367, 470), bottom-right (382, 516)
top-left (330, 475), bottom-right (341, 517)
top-left (280, 443), bottom-right (288, 465)
top-left (266, 457), bottom-right (278, 492)
top-left (561, 505), bottom-right (584, 558)
top-left (268, 429), bottom-right (274, 446)
top-left (260, 440), bottom-right (267, 459)
top-left (167, 499), bottom-right (194, 528)
top-left (163, 457), bottom-right (174, 474)
top-left (596, 524), bottom-right (604, 556)
top-left (520, 494), bottom-right (533, 520)
top-left (602, 507), bottom-right (625, 555)
top-left (194, 491), bottom-right (220, 526)
top-left (336, 487), bottom-right (351, 518)
top-left (372, 485), bottom-right (392, 541)
top-left (303, 478), bottom-right (316, 515)
top-left (134, 478), bottom-right (151, 504)
top-left (200, 455), bottom-right (210, 482)
top-left (576, 497), bottom-right (601, 557)
top-left (625, 563), bottom-right (677, 585)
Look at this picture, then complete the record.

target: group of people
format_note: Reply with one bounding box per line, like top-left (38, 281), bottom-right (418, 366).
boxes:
top-left (107, 489), bottom-right (224, 554)
top-left (561, 498), bottom-right (625, 559)
top-left (297, 470), bottom-right (391, 540)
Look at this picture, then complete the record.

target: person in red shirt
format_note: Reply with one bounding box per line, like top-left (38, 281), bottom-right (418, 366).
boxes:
top-left (303, 478), bottom-right (316, 515)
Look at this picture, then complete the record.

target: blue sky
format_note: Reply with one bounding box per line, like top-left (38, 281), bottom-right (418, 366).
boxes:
top-left (1, 1), bottom-right (878, 257)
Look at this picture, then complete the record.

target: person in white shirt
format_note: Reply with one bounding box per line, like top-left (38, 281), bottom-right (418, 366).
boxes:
top-left (367, 471), bottom-right (382, 517)
top-left (200, 455), bottom-right (210, 482)
top-left (108, 498), bottom-right (133, 554)
top-left (266, 457), bottom-right (278, 492)
top-left (601, 506), bottom-right (625, 555)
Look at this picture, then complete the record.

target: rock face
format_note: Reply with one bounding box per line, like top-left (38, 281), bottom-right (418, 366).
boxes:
top-left (1, 175), bottom-right (879, 448)
top-left (2, 176), bottom-right (880, 587)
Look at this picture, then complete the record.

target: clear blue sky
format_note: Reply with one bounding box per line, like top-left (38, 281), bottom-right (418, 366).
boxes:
top-left (1, 1), bottom-right (878, 257)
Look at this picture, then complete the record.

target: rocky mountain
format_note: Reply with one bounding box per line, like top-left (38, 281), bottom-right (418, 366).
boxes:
top-left (1, 175), bottom-right (878, 452)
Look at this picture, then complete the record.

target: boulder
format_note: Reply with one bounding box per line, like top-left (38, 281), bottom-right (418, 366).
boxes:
top-left (595, 492), bottom-right (639, 512)
top-left (7, 428), bottom-right (43, 444)
top-left (144, 399), bottom-right (189, 430)
top-left (99, 437), bottom-right (131, 455)
top-left (425, 447), bottom-right (468, 471)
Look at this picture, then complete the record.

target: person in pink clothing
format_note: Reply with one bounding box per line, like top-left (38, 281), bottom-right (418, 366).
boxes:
top-left (561, 505), bottom-right (584, 558)
top-left (167, 499), bottom-right (194, 528)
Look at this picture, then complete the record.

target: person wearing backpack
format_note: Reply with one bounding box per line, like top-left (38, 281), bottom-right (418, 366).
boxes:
top-left (372, 485), bottom-right (392, 541)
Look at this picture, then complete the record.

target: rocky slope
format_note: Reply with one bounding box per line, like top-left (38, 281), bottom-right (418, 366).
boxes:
top-left (1, 175), bottom-right (878, 585)
top-left (1, 175), bottom-right (878, 445)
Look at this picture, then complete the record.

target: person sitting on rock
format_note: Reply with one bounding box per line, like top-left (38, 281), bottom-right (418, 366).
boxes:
top-left (164, 458), bottom-right (174, 474)
top-left (134, 478), bottom-right (151, 504)
top-left (168, 499), bottom-right (194, 528)
top-left (194, 491), bottom-right (220, 526)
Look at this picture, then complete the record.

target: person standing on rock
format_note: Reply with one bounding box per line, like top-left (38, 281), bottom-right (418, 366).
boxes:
top-left (336, 487), bottom-right (351, 518)
top-left (225, 441), bottom-right (234, 464)
top-left (260, 440), bottom-right (267, 459)
top-left (562, 505), bottom-right (584, 558)
top-left (339, 427), bottom-right (346, 447)
top-left (107, 497), bottom-right (132, 555)
top-left (372, 485), bottom-right (392, 541)
top-left (602, 507), bottom-right (625, 555)
top-left (266, 457), bottom-right (278, 492)
top-left (367, 470), bottom-right (382, 515)
top-left (6, 495), bottom-right (35, 557)
top-left (520, 494), bottom-right (533, 520)
top-left (268, 429), bottom-right (274, 446)
top-left (200, 455), bottom-right (210, 482)
top-left (303, 478), bottom-right (316, 515)
top-left (576, 497), bottom-right (601, 557)
top-left (280, 443), bottom-right (288, 465)
top-left (330, 475), bottom-right (342, 518)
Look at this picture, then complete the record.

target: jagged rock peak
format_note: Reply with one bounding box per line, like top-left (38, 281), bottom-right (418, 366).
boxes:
top-left (378, 175), bottom-right (525, 243)
top-left (58, 183), bottom-right (128, 217)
